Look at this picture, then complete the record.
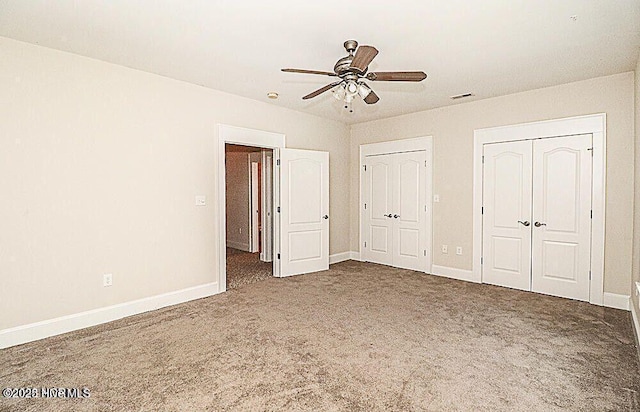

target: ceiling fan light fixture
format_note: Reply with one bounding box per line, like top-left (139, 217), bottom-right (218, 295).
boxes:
top-left (346, 81), bottom-right (358, 95)
top-left (357, 82), bottom-right (372, 99)
top-left (332, 83), bottom-right (346, 101)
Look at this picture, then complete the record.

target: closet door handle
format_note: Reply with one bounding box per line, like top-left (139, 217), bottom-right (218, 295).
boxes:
top-left (518, 220), bottom-right (530, 227)
top-left (383, 214), bottom-right (392, 218)
top-left (393, 214), bottom-right (400, 219)
top-left (323, 215), bottom-right (329, 220)
top-left (534, 221), bottom-right (546, 227)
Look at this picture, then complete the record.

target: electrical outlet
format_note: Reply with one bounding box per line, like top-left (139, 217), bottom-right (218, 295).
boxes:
top-left (103, 273), bottom-right (113, 287)
top-left (442, 245), bottom-right (448, 254)
top-left (456, 246), bottom-right (463, 255)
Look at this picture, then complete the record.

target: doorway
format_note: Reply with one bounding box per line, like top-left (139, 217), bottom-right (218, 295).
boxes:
top-left (217, 124), bottom-right (331, 292)
top-left (225, 143), bottom-right (274, 289)
top-left (472, 114), bottom-right (606, 305)
top-left (482, 134), bottom-right (592, 301)
top-left (359, 136), bottom-right (433, 273)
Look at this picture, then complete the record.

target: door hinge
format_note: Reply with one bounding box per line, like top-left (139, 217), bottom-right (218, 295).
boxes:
top-left (590, 210), bottom-right (592, 219)
top-left (364, 203), bottom-right (367, 210)
top-left (363, 164), bottom-right (367, 172)
top-left (481, 206), bottom-right (484, 215)
top-left (277, 206), bottom-right (281, 213)
top-left (481, 257), bottom-right (483, 265)
top-left (423, 250), bottom-right (426, 256)
top-left (276, 159), bottom-right (280, 166)
top-left (424, 205), bottom-right (427, 212)
top-left (277, 253), bottom-right (280, 259)
top-left (364, 241), bottom-right (367, 248)
top-left (482, 155), bottom-right (485, 164)
top-left (587, 147), bottom-right (593, 156)
top-left (589, 270), bottom-right (591, 280)
top-left (424, 160), bottom-right (427, 167)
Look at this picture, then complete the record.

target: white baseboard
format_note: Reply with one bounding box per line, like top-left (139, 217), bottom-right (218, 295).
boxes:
top-left (430, 265), bottom-right (480, 283)
top-left (349, 251), bottom-right (361, 261)
top-left (0, 282), bottom-right (220, 349)
top-left (227, 240), bottom-right (250, 252)
top-left (631, 296), bottom-right (640, 352)
top-left (603, 292), bottom-right (630, 311)
top-left (329, 252), bottom-right (351, 264)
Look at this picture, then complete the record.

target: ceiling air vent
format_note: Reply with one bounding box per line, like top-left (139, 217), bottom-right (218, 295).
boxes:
top-left (450, 93), bottom-right (474, 100)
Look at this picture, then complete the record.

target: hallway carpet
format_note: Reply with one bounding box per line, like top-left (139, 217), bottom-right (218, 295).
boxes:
top-left (1, 261), bottom-right (639, 411)
top-left (226, 247), bottom-right (272, 289)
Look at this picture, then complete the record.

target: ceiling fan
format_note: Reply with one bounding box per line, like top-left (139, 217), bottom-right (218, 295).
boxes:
top-left (282, 40), bottom-right (427, 112)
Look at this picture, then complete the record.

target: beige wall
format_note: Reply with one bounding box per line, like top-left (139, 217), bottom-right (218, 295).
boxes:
top-left (350, 72), bottom-right (635, 296)
top-left (0, 37), bottom-right (351, 329)
top-left (225, 152), bottom-right (251, 250)
top-left (632, 56), bottom-right (640, 313)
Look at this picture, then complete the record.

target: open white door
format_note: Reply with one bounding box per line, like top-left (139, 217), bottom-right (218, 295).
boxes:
top-left (278, 148), bottom-right (329, 277)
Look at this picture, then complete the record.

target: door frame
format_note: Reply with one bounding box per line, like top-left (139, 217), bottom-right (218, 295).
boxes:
top-left (472, 114), bottom-right (606, 305)
top-left (218, 124), bottom-right (285, 292)
top-left (359, 136), bottom-right (433, 273)
top-left (260, 150), bottom-right (274, 262)
top-left (250, 161), bottom-right (260, 253)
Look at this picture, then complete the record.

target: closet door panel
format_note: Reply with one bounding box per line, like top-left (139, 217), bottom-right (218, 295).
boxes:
top-left (531, 134), bottom-right (592, 301)
top-left (392, 151), bottom-right (427, 271)
top-left (482, 141), bottom-right (533, 291)
top-left (363, 155), bottom-right (394, 265)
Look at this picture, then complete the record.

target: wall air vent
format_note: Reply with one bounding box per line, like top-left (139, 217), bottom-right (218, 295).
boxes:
top-left (450, 93), bottom-right (474, 100)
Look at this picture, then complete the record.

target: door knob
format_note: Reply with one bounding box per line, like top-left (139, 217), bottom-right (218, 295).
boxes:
top-left (393, 214), bottom-right (400, 219)
top-left (518, 220), bottom-right (530, 227)
top-left (383, 214), bottom-right (392, 218)
top-left (534, 221), bottom-right (546, 227)
top-left (323, 215), bottom-right (329, 220)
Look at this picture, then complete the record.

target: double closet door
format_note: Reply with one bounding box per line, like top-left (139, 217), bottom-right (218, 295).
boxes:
top-left (362, 150), bottom-right (428, 271)
top-left (482, 134), bottom-right (592, 301)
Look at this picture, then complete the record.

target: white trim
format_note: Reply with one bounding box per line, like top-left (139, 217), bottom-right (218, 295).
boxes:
top-left (359, 136), bottom-right (433, 273)
top-left (360, 136), bottom-right (432, 156)
top-left (226, 240), bottom-right (250, 252)
top-left (260, 151), bottom-right (274, 262)
top-left (430, 265), bottom-right (479, 283)
top-left (218, 124), bottom-right (285, 290)
top-left (602, 293), bottom-right (630, 311)
top-left (0, 282), bottom-right (219, 349)
top-left (632, 286), bottom-right (640, 349)
top-left (350, 251), bottom-right (361, 261)
top-left (250, 161), bottom-right (260, 253)
top-left (329, 252), bottom-right (351, 264)
top-left (472, 114), bottom-right (606, 305)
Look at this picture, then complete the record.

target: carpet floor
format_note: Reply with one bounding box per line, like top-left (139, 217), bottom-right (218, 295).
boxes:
top-left (1, 261), bottom-right (639, 411)
top-left (226, 248), bottom-right (273, 290)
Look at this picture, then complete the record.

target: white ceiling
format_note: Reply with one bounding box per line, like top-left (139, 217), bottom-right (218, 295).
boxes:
top-left (1, 1), bottom-right (639, 125)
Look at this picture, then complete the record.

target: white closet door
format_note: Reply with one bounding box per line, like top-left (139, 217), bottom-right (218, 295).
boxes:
top-left (363, 154), bottom-right (394, 265)
top-left (279, 148), bottom-right (329, 277)
top-left (392, 151), bottom-right (427, 271)
top-left (482, 141), bottom-right (533, 291)
top-left (531, 134), bottom-right (592, 301)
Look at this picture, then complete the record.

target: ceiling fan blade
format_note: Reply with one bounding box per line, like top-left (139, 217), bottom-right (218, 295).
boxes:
top-left (366, 71), bottom-right (427, 82)
top-left (282, 68), bottom-right (337, 77)
top-left (364, 89), bottom-right (379, 104)
top-left (302, 81), bottom-right (342, 100)
top-left (350, 45), bottom-right (378, 72)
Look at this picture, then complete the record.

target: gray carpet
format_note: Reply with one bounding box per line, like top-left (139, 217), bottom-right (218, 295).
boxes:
top-left (1, 261), bottom-right (639, 411)
top-left (226, 247), bottom-right (272, 290)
